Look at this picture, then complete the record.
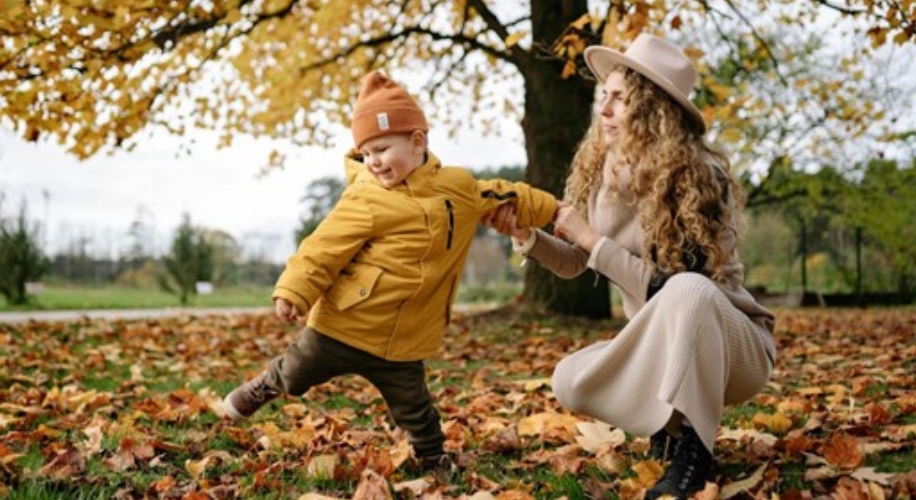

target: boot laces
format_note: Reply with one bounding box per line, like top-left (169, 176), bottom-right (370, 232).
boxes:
top-left (245, 377), bottom-right (276, 404)
top-left (667, 428), bottom-right (709, 494)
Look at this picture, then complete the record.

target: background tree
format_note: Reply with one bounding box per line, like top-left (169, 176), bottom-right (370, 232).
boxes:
top-left (743, 157), bottom-right (916, 302)
top-left (844, 159), bottom-right (916, 297)
top-left (747, 162), bottom-right (856, 294)
top-left (294, 176), bottom-right (345, 243)
top-left (2, 1), bottom-right (913, 316)
top-left (161, 214), bottom-right (214, 305)
top-left (201, 228), bottom-right (242, 286)
top-left (0, 198), bottom-right (50, 305)
top-left (117, 205), bottom-right (159, 288)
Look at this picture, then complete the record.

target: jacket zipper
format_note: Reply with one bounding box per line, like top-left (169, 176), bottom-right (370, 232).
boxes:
top-left (445, 199), bottom-right (454, 250)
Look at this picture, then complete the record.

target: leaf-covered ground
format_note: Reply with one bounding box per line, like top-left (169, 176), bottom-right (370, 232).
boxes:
top-left (1, 307), bottom-right (915, 499)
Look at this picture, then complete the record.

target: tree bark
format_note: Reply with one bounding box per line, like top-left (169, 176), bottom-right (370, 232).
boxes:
top-left (517, 0), bottom-right (611, 319)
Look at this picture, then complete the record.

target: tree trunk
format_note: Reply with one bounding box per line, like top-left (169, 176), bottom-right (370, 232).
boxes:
top-left (855, 226), bottom-right (862, 302)
top-left (518, 0), bottom-right (610, 319)
top-left (799, 220), bottom-right (808, 292)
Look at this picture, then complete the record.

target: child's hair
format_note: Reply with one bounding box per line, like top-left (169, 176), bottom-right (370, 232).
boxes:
top-left (565, 66), bottom-right (746, 282)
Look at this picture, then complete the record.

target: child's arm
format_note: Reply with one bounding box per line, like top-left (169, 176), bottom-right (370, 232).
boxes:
top-left (475, 178), bottom-right (559, 228)
top-left (273, 188), bottom-right (374, 315)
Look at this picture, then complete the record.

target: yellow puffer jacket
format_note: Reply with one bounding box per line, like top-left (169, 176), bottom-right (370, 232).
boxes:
top-left (274, 151), bottom-right (558, 361)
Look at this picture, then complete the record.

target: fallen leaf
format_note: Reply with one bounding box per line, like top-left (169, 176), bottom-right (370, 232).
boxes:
top-left (495, 491), bottom-right (536, 500)
top-left (184, 450), bottom-right (233, 480)
top-left (515, 377), bottom-right (551, 391)
top-left (852, 467), bottom-right (895, 486)
top-left (352, 469), bottom-right (392, 500)
top-left (298, 494), bottom-right (344, 500)
top-left (575, 421), bottom-right (626, 454)
top-left (517, 412), bottom-right (579, 437)
top-left (392, 477), bottom-right (434, 496)
top-left (823, 433), bottom-right (864, 469)
top-left (720, 463), bottom-right (767, 499)
top-left (38, 447), bottom-right (86, 480)
top-left (304, 454), bottom-right (338, 480)
top-left (751, 412), bottom-right (793, 434)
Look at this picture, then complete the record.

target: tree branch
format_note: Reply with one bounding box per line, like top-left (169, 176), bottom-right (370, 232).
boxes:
top-left (297, 25), bottom-right (515, 75)
top-left (466, 0), bottom-right (510, 41)
top-left (149, 0), bottom-right (265, 50)
top-left (808, 0), bottom-right (864, 16)
top-left (717, 0), bottom-right (788, 87)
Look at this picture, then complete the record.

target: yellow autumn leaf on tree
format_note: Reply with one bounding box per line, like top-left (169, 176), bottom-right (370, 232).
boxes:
top-left (570, 13), bottom-right (590, 30)
top-left (224, 8), bottom-right (243, 24)
top-left (561, 60), bottom-right (577, 80)
top-left (505, 31), bottom-right (525, 48)
top-left (717, 127), bottom-right (744, 144)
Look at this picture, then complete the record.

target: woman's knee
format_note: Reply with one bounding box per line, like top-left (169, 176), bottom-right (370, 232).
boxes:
top-left (654, 272), bottom-right (720, 313)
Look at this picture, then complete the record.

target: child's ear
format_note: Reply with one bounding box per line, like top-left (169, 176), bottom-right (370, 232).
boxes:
top-left (410, 130), bottom-right (427, 154)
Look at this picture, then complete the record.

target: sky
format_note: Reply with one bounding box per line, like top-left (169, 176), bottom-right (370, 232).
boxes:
top-left (0, 125), bottom-right (527, 263)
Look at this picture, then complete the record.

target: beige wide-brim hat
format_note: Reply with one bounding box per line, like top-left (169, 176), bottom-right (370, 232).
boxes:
top-left (584, 33), bottom-right (706, 133)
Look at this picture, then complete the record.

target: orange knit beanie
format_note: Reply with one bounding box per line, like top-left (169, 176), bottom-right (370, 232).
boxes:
top-left (351, 71), bottom-right (428, 148)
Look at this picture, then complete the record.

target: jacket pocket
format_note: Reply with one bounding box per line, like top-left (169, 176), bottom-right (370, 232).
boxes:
top-left (326, 264), bottom-right (383, 311)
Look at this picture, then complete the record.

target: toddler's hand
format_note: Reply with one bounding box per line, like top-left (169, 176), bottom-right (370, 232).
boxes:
top-left (275, 298), bottom-right (301, 323)
top-left (483, 205), bottom-right (531, 241)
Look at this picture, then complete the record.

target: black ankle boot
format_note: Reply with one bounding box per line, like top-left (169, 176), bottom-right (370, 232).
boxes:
top-left (645, 425), bottom-right (713, 499)
top-left (649, 429), bottom-right (679, 462)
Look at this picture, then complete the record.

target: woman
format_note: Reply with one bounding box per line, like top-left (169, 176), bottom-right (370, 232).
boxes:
top-left (485, 34), bottom-right (776, 499)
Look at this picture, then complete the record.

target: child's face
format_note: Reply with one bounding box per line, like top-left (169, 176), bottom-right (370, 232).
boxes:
top-left (358, 132), bottom-right (426, 187)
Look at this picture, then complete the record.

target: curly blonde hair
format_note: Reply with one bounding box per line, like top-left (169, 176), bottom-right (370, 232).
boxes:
top-left (565, 66), bottom-right (745, 282)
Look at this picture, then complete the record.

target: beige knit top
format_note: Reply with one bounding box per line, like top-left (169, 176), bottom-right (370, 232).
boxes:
top-left (520, 158), bottom-right (776, 361)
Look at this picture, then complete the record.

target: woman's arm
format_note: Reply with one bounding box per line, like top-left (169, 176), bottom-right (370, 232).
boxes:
top-left (484, 204), bottom-right (590, 279)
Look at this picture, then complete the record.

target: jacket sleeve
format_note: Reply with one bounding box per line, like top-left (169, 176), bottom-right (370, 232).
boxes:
top-left (273, 188), bottom-right (374, 314)
top-left (475, 178), bottom-right (558, 228)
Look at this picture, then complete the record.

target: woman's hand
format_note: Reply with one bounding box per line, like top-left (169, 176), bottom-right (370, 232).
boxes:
top-left (553, 202), bottom-right (600, 252)
top-left (275, 298), bottom-right (302, 323)
top-left (482, 205), bottom-right (532, 241)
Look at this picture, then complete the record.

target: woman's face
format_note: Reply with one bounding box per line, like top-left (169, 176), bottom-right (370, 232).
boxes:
top-left (597, 71), bottom-right (626, 144)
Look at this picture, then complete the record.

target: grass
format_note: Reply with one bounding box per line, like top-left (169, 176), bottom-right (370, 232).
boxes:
top-left (0, 283), bottom-right (274, 311)
top-left (1, 282), bottom-right (518, 312)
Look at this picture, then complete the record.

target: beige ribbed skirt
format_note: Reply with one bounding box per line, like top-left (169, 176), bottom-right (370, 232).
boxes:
top-left (551, 273), bottom-right (773, 452)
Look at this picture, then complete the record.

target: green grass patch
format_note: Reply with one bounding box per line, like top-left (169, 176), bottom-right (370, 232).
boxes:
top-left (1, 284), bottom-right (274, 311)
top-left (5, 481), bottom-right (122, 500)
top-left (721, 401), bottom-right (771, 427)
top-left (868, 449), bottom-right (916, 473)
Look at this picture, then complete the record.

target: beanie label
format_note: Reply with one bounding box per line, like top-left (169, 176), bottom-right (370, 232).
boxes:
top-left (376, 112), bottom-right (390, 131)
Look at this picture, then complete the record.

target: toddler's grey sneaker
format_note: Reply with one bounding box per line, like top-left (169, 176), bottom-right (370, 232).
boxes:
top-left (222, 372), bottom-right (280, 420)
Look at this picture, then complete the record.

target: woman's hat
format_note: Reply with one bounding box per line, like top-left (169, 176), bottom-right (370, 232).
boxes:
top-left (351, 71), bottom-right (428, 148)
top-left (584, 33), bottom-right (706, 132)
